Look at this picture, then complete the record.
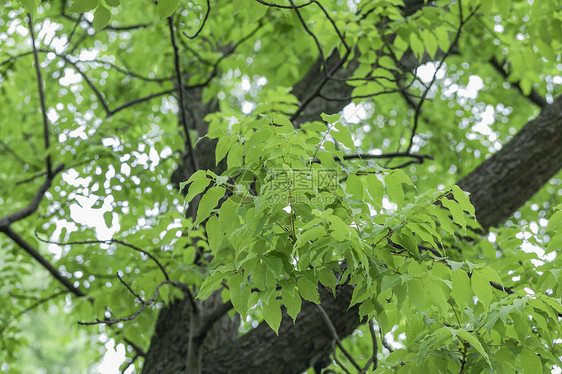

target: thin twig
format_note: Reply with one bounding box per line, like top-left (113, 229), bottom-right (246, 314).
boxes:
top-left (380, 329), bottom-right (394, 353)
top-left (65, 13), bottom-right (82, 47)
top-left (195, 300), bottom-right (234, 340)
top-left (255, 0), bottom-right (314, 9)
top-left (291, 0), bottom-right (327, 75)
top-left (0, 164), bottom-right (64, 227)
top-left (27, 13), bottom-right (52, 176)
top-left (117, 273), bottom-right (146, 303)
top-left (0, 290), bottom-right (69, 334)
top-left (0, 227), bottom-right (84, 297)
top-left (119, 353), bottom-right (140, 374)
top-left (34, 235), bottom-right (171, 282)
top-left (340, 152), bottom-right (433, 162)
top-left (182, 0), bottom-right (211, 40)
top-left (107, 89), bottom-right (175, 117)
top-left (489, 57), bottom-right (546, 108)
top-left (0, 138), bottom-right (29, 165)
top-left (406, 2), bottom-right (480, 153)
top-left (316, 304), bottom-right (362, 372)
top-left (78, 279), bottom-right (187, 325)
top-left (359, 319), bottom-right (378, 373)
top-left (168, 15), bottom-right (199, 172)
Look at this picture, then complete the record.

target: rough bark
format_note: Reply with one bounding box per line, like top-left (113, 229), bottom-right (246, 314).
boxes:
top-left (458, 96), bottom-right (562, 230)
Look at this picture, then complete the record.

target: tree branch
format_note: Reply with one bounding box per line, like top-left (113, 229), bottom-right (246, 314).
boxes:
top-left (0, 226), bottom-right (84, 297)
top-left (27, 13), bottom-right (52, 176)
top-left (0, 164), bottom-right (64, 228)
top-left (489, 57), bottom-right (547, 109)
top-left (168, 15), bottom-right (199, 172)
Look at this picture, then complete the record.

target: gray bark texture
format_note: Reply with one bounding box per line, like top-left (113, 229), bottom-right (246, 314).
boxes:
top-left (458, 96), bottom-right (562, 230)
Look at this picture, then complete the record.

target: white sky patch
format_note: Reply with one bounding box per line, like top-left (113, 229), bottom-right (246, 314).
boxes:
top-left (241, 101), bottom-right (254, 114)
top-left (59, 67), bottom-right (82, 86)
top-left (79, 49), bottom-right (100, 61)
top-left (241, 75), bottom-right (251, 91)
top-left (68, 195), bottom-right (120, 240)
top-left (416, 61), bottom-right (445, 83)
top-left (342, 102), bottom-right (367, 123)
top-left (97, 340), bottom-right (128, 374)
top-left (458, 75), bottom-right (483, 99)
top-left (36, 18), bottom-right (60, 46)
top-left (472, 105), bottom-right (495, 136)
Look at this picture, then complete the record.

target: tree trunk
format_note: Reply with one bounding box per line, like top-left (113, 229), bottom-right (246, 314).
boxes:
top-left (458, 96), bottom-right (562, 230)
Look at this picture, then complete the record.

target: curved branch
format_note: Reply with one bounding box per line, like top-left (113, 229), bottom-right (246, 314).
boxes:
top-left (28, 13), bottom-right (52, 176)
top-left (168, 15), bottom-right (199, 172)
top-left (0, 164), bottom-right (64, 228)
top-left (78, 280), bottom-right (187, 325)
top-left (0, 290), bottom-right (69, 334)
top-left (0, 226), bottom-right (84, 297)
top-left (255, 0), bottom-right (314, 9)
top-left (182, 0), bottom-right (211, 40)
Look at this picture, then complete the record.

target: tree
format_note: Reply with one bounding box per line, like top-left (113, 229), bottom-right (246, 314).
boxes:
top-left (1, 0), bottom-right (561, 373)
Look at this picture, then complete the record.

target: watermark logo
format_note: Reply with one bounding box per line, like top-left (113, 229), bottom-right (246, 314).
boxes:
top-left (222, 167), bottom-right (338, 206)
top-left (265, 168), bottom-right (338, 205)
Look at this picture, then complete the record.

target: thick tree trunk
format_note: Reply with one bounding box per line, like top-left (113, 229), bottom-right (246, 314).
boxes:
top-left (458, 96), bottom-right (562, 230)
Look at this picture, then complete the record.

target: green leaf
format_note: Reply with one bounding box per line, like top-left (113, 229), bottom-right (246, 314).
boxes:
top-left (423, 279), bottom-right (448, 314)
top-left (434, 26), bottom-right (450, 51)
top-left (105, 0), bottom-right (119, 6)
top-left (494, 0), bottom-right (511, 19)
top-left (158, 0), bottom-right (179, 17)
top-left (422, 29), bottom-right (438, 58)
top-left (297, 276), bottom-right (320, 304)
top-left (385, 172), bottom-right (404, 204)
top-left (197, 271), bottom-right (225, 300)
top-left (194, 186), bottom-right (225, 225)
top-left (318, 268), bottom-right (337, 291)
top-left (320, 113), bottom-right (341, 123)
top-left (346, 174), bottom-right (363, 200)
top-left (441, 197), bottom-right (467, 229)
top-left (281, 287), bottom-right (301, 322)
top-left (228, 273), bottom-right (249, 318)
top-left (332, 122), bottom-right (355, 150)
top-left (408, 279), bottom-right (425, 311)
top-left (69, 0), bottom-right (99, 13)
top-left (381, 274), bottom-right (402, 292)
top-left (327, 215), bottom-right (351, 241)
top-left (215, 135), bottom-right (234, 165)
top-left (471, 269), bottom-right (492, 310)
top-left (270, 113), bottom-right (294, 130)
top-left (409, 31), bottom-right (424, 60)
top-left (451, 185), bottom-right (475, 217)
top-left (17, 0), bottom-right (40, 13)
top-left (92, 5), bottom-right (111, 29)
top-left (227, 142), bottom-right (243, 168)
top-left (451, 269), bottom-right (471, 309)
top-left (185, 177), bottom-right (211, 204)
top-left (103, 211), bottom-right (113, 228)
top-left (519, 349), bottom-right (542, 374)
top-left (367, 174), bottom-right (383, 209)
top-left (457, 331), bottom-right (490, 365)
top-left (263, 297), bottom-right (282, 334)
top-left (206, 215), bottom-right (222, 251)
top-left (296, 225), bottom-right (325, 247)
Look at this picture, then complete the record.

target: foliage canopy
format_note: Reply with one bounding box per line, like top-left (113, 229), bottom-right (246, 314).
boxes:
top-left (1, 0), bottom-right (561, 373)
